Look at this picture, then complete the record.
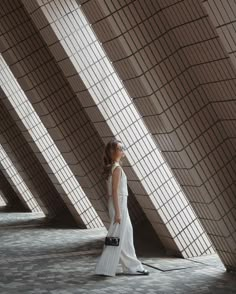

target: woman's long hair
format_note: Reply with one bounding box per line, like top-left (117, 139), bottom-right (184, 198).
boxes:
top-left (102, 138), bottom-right (123, 180)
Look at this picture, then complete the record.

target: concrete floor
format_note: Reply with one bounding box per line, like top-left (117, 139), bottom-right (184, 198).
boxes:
top-left (0, 206), bottom-right (235, 294)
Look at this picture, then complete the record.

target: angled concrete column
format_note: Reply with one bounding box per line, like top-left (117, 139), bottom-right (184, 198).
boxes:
top-left (22, 0), bottom-right (214, 258)
top-left (0, 169), bottom-right (29, 211)
top-left (0, 0), bottom-right (144, 230)
top-left (0, 98), bottom-right (78, 225)
top-left (76, 0), bottom-right (236, 270)
top-left (202, 1), bottom-right (236, 161)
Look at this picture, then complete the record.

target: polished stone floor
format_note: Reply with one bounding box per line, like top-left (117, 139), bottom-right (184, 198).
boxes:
top-left (0, 206), bottom-right (235, 294)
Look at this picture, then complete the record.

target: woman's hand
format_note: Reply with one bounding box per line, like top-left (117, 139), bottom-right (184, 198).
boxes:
top-left (114, 213), bottom-right (121, 224)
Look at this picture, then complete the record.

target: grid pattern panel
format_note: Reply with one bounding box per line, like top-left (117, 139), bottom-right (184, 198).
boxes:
top-left (0, 0), bottom-right (108, 229)
top-left (0, 96), bottom-right (70, 217)
top-left (23, 0), bottom-right (215, 257)
top-left (0, 169), bottom-right (26, 210)
top-left (0, 145), bottom-right (41, 212)
top-left (0, 0), bottom-right (141, 229)
top-left (0, 170), bottom-right (18, 209)
top-left (0, 54), bottom-right (102, 229)
top-left (202, 0), bottom-right (236, 70)
top-left (80, 0), bottom-right (236, 270)
top-left (159, 0), bottom-right (236, 269)
top-left (202, 0), bottom-right (236, 151)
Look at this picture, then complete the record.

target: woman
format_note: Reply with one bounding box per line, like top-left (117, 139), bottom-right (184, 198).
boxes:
top-left (94, 138), bottom-right (149, 276)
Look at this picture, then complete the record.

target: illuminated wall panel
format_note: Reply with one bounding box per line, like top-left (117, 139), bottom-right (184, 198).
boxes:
top-left (76, 0), bottom-right (236, 270)
top-left (22, 0), bottom-right (214, 258)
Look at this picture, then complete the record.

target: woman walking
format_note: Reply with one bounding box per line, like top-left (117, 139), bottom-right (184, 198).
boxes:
top-left (94, 138), bottom-right (149, 277)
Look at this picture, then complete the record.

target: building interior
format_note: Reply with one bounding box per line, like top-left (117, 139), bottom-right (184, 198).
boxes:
top-left (0, 0), bottom-right (235, 293)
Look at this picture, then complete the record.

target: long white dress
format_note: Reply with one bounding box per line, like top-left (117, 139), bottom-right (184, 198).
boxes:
top-left (94, 162), bottom-right (144, 276)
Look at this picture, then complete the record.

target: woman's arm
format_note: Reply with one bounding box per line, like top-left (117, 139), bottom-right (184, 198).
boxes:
top-left (105, 180), bottom-right (109, 200)
top-left (112, 166), bottom-right (122, 219)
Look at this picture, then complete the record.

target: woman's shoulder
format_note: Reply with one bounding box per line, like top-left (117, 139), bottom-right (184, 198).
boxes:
top-left (111, 162), bottom-right (122, 173)
top-left (112, 162), bottom-right (120, 167)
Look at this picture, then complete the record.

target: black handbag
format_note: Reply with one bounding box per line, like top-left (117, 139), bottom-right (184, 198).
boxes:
top-left (105, 236), bottom-right (120, 246)
top-left (105, 222), bottom-right (120, 246)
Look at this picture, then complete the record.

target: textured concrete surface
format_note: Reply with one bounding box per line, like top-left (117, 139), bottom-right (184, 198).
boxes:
top-left (0, 209), bottom-right (235, 294)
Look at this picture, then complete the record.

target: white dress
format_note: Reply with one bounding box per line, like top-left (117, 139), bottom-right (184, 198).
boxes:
top-left (94, 162), bottom-right (144, 276)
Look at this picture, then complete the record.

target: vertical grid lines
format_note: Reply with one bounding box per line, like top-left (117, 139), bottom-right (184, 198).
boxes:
top-left (82, 0), bottom-right (236, 269)
top-left (23, 0), bottom-right (216, 257)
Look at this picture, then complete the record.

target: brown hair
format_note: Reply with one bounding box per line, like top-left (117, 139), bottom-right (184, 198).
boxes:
top-left (102, 138), bottom-right (123, 180)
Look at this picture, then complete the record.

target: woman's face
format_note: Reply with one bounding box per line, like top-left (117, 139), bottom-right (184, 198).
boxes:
top-left (115, 142), bottom-right (126, 159)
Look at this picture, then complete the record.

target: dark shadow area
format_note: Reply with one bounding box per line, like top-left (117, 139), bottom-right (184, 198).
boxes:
top-left (45, 210), bottom-right (80, 228)
top-left (128, 190), bottom-right (166, 258)
top-left (0, 204), bottom-right (30, 213)
top-left (133, 218), bottom-right (166, 258)
top-left (0, 205), bottom-right (82, 229)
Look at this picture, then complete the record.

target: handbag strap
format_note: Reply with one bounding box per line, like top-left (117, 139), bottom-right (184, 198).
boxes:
top-left (107, 222), bottom-right (121, 238)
